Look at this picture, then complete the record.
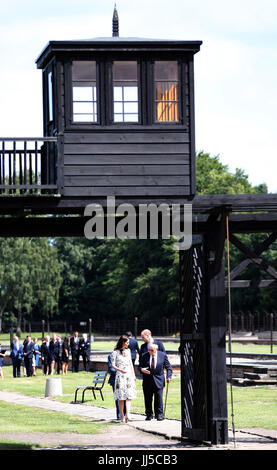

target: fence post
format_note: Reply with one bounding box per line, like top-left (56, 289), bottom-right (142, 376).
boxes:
top-left (166, 318), bottom-right (169, 337)
top-left (270, 313), bottom-right (273, 353)
top-left (41, 320), bottom-right (45, 340)
top-left (10, 327), bottom-right (14, 345)
top-left (134, 317), bottom-right (138, 339)
top-left (241, 313), bottom-right (244, 331)
top-left (89, 318), bottom-right (92, 339)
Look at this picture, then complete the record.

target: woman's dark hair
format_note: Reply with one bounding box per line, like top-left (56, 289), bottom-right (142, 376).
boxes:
top-left (114, 335), bottom-right (129, 354)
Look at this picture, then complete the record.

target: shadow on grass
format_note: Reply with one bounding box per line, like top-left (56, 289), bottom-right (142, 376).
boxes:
top-left (0, 441), bottom-right (42, 450)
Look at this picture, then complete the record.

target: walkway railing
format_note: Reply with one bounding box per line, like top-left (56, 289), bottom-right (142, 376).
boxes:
top-left (0, 137), bottom-right (59, 195)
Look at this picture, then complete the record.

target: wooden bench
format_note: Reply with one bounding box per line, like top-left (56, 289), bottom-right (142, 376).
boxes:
top-left (74, 371), bottom-right (107, 403)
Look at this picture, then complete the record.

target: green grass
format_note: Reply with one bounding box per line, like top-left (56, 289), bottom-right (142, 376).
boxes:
top-left (227, 342), bottom-right (277, 354)
top-left (0, 400), bottom-right (110, 435)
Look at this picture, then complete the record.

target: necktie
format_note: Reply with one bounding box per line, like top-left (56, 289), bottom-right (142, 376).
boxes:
top-left (151, 356), bottom-right (155, 373)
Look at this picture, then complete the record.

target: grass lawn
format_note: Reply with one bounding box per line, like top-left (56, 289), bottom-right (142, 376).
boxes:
top-left (0, 400), bottom-right (111, 435)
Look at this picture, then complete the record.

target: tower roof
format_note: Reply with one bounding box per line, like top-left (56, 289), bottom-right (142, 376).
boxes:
top-left (36, 37), bottom-right (202, 69)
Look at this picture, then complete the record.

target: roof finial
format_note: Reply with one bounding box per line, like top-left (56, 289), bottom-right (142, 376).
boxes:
top-left (112, 4), bottom-right (119, 37)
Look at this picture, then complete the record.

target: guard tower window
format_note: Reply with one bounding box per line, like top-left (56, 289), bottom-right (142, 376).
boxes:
top-left (154, 61), bottom-right (179, 122)
top-left (72, 61), bottom-right (98, 122)
top-left (113, 61), bottom-right (139, 123)
top-left (47, 70), bottom-right (54, 122)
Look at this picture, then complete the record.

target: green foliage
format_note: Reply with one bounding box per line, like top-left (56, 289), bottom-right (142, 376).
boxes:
top-left (55, 238), bottom-right (179, 321)
top-left (196, 151), bottom-right (267, 195)
top-left (0, 237), bottom-right (61, 331)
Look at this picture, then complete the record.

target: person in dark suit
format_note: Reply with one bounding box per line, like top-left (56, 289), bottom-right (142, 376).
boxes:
top-left (49, 333), bottom-right (62, 375)
top-left (139, 343), bottom-right (172, 421)
top-left (0, 343), bottom-right (6, 379)
top-left (107, 352), bottom-right (121, 420)
top-left (79, 333), bottom-right (90, 372)
top-left (41, 336), bottom-right (51, 375)
top-left (125, 331), bottom-right (140, 365)
top-left (70, 331), bottom-right (80, 372)
top-left (139, 329), bottom-right (165, 359)
top-left (10, 336), bottom-right (23, 378)
top-left (23, 335), bottom-right (34, 377)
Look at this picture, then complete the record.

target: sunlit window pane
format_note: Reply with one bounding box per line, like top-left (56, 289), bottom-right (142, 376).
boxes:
top-left (114, 102), bottom-right (123, 114)
top-left (114, 114), bottom-right (124, 122)
top-left (73, 114), bottom-right (96, 122)
top-left (124, 87), bottom-right (138, 101)
top-left (48, 71), bottom-right (53, 122)
top-left (73, 86), bottom-right (93, 102)
top-left (72, 61), bottom-right (98, 123)
top-left (124, 102), bottom-right (138, 114)
top-left (154, 61), bottom-right (179, 122)
top-left (113, 61), bottom-right (139, 123)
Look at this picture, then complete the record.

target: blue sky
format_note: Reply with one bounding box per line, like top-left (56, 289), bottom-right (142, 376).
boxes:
top-left (0, 0), bottom-right (276, 192)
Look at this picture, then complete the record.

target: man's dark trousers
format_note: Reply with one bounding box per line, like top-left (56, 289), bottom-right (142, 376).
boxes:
top-left (143, 376), bottom-right (164, 418)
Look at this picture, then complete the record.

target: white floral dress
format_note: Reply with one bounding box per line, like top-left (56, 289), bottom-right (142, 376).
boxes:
top-left (111, 348), bottom-right (137, 400)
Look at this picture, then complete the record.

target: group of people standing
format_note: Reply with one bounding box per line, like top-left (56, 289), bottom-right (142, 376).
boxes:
top-left (6, 328), bottom-right (172, 424)
top-left (9, 331), bottom-right (91, 378)
top-left (108, 330), bottom-right (172, 423)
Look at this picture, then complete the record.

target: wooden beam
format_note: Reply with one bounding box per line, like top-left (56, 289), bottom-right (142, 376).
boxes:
top-left (229, 234), bottom-right (277, 280)
top-left (229, 233), bottom-right (277, 280)
top-left (226, 280), bottom-right (277, 288)
top-left (192, 194), bottom-right (277, 212)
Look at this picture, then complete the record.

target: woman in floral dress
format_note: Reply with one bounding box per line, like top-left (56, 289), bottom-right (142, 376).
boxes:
top-left (111, 335), bottom-right (137, 422)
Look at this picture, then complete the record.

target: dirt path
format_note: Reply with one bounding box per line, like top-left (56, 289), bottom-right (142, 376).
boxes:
top-left (0, 425), bottom-right (189, 450)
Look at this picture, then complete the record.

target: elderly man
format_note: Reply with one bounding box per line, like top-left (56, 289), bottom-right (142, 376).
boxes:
top-left (139, 343), bottom-right (172, 421)
top-left (139, 329), bottom-right (165, 360)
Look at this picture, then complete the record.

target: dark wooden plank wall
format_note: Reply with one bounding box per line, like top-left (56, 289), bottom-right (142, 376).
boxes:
top-left (62, 131), bottom-right (191, 197)
top-left (56, 59), bottom-right (193, 199)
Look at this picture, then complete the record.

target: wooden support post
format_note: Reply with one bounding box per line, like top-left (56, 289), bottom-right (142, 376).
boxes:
top-left (205, 210), bottom-right (228, 445)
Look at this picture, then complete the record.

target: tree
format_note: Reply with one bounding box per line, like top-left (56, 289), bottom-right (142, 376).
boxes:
top-left (0, 237), bottom-right (61, 333)
top-left (196, 151), bottom-right (267, 195)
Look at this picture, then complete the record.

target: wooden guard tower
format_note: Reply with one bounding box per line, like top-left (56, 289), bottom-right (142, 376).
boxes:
top-left (1, 8), bottom-right (277, 446)
top-left (35, 40), bottom-right (201, 203)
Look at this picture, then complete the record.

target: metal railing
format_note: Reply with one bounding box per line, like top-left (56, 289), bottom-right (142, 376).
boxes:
top-left (0, 137), bottom-right (59, 195)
